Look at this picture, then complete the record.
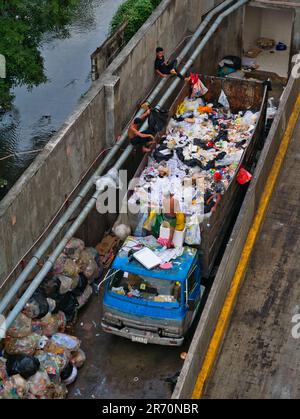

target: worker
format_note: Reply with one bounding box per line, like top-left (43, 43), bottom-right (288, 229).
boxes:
top-left (128, 109), bottom-right (156, 153)
top-left (155, 47), bottom-right (185, 80)
top-left (162, 188), bottom-right (181, 247)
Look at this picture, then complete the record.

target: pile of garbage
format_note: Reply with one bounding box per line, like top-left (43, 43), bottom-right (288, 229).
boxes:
top-left (128, 89), bottom-right (258, 245)
top-left (0, 238), bottom-right (103, 399)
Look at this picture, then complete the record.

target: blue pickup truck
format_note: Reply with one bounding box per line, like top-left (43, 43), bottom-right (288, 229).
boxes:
top-left (101, 237), bottom-right (204, 346)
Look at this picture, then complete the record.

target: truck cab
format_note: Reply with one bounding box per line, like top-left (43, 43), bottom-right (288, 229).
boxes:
top-left (101, 237), bottom-right (204, 346)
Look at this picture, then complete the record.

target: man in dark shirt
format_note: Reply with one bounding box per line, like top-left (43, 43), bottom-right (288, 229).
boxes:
top-left (155, 47), bottom-right (184, 80)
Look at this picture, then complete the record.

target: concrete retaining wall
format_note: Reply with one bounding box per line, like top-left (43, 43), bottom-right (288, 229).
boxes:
top-left (172, 73), bottom-right (300, 399)
top-left (0, 0), bottom-right (240, 294)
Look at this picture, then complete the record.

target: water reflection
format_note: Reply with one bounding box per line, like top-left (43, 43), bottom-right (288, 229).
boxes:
top-left (0, 0), bottom-right (124, 199)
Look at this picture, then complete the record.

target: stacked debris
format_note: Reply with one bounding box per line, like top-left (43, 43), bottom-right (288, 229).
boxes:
top-left (128, 90), bottom-right (259, 245)
top-left (0, 238), bottom-right (102, 399)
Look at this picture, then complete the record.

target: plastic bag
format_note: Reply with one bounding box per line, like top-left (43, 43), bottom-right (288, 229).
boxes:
top-left (36, 351), bottom-right (68, 379)
top-left (45, 383), bottom-right (67, 399)
top-left (47, 298), bottom-right (57, 313)
top-left (33, 312), bottom-right (66, 337)
top-left (56, 275), bottom-right (74, 294)
top-left (185, 215), bottom-right (201, 246)
top-left (0, 357), bottom-right (8, 381)
top-left (10, 374), bottom-right (28, 398)
top-left (77, 285), bottom-right (93, 310)
top-left (27, 371), bottom-right (51, 398)
top-left (218, 90), bottom-right (230, 110)
top-left (4, 334), bottom-right (41, 356)
top-left (61, 363), bottom-right (78, 386)
top-left (237, 167), bottom-right (253, 185)
top-left (71, 349), bottom-right (86, 369)
top-left (79, 249), bottom-right (101, 281)
top-left (71, 273), bottom-right (88, 297)
top-left (61, 258), bottom-right (80, 278)
top-left (23, 292), bottom-right (50, 319)
top-left (240, 110), bottom-right (259, 127)
top-left (64, 238), bottom-right (85, 259)
top-left (51, 333), bottom-right (81, 352)
top-left (0, 378), bottom-right (20, 399)
top-left (52, 254), bottom-right (68, 275)
top-left (55, 293), bottom-right (79, 323)
top-left (6, 355), bottom-right (40, 379)
top-left (39, 277), bottom-right (60, 300)
top-left (83, 259), bottom-right (99, 282)
top-left (7, 313), bottom-right (31, 338)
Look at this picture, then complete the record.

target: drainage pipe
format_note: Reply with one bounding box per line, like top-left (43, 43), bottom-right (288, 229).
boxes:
top-left (0, 0), bottom-right (235, 315)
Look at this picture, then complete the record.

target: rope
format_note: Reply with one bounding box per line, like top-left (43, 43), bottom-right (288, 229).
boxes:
top-left (0, 149), bottom-right (44, 162)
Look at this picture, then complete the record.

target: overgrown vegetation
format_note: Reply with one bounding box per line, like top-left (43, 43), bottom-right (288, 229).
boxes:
top-left (111, 0), bottom-right (163, 43)
top-left (0, 0), bottom-right (79, 109)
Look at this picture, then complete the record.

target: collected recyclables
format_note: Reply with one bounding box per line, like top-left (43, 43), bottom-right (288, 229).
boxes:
top-left (0, 237), bottom-right (102, 399)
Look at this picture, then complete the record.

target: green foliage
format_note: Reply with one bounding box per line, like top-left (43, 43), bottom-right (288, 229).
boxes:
top-left (0, 0), bottom-right (79, 109)
top-left (111, 0), bottom-right (162, 43)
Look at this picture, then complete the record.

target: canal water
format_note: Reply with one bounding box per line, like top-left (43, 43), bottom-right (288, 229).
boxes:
top-left (0, 0), bottom-right (124, 201)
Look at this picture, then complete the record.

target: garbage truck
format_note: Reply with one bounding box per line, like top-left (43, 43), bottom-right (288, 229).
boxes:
top-left (101, 75), bottom-right (268, 346)
top-left (101, 236), bottom-right (204, 346)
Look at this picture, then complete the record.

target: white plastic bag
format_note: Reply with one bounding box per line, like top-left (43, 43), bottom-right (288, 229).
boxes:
top-left (218, 90), bottom-right (230, 110)
top-left (185, 215), bottom-right (201, 246)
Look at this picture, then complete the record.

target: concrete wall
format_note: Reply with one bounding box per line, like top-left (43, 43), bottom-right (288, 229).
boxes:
top-left (244, 5), bottom-right (294, 50)
top-left (0, 0), bottom-right (244, 295)
top-left (172, 73), bottom-right (300, 399)
top-left (91, 20), bottom-right (128, 81)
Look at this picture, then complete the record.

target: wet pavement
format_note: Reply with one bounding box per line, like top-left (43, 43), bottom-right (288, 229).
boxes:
top-left (67, 288), bottom-right (190, 399)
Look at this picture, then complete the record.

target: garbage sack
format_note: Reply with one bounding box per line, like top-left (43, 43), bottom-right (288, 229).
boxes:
top-left (70, 273), bottom-right (88, 297)
top-left (39, 277), bottom-right (61, 300)
top-left (45, 382), bottom-right (68, 399)
top-left (56, 275), bottom-right (74, 295)
top-left (6, 354), bottom-right (40, 379)
top-left (61, 362), bottom-right (78, 386)
top-left (0, 377), bottom-right (21, 399)
top-left (52, 253), bottom-right (68, 275)
top-left (83, 259), bottom-right (100, 282)
top-left (32, 311), bottom-right (66, 337)
top-left (77, 285), bottom-right (93, 310)
top-left (185, 215), bottom-right (201, 246)
top-left (27, 371), bottom-right (51, 398)
top-left (71, 349), bottom-right (86, 369)
top-left (148, 108), bottom-right (169, 134)
top-left (61, 258), bottom-right (80, 278)
top-left (51, 333), bottom-right (81, 352)
top-left (36, 351), bottom-right (68, 379)
top-left (47, 298), bottom-right (57, 314)
top-left (7, 313), bottom-right (32, 338)
top-left (53, 256), bottom-right (80, 281)
top-left (55, 293), bottom-right (79, 323)
top-left (23, 292), bottom-right (50, 319)
top-left (10, 374), bottom-right (28, 398)
top-left (4, 333), bottom-right (41, 356)
top-left (0, 357), bottom-right (8, 381)
top-left (64, 238), bottom-right (85, 259)
top-left (237, 167), bottom-right (253, 185)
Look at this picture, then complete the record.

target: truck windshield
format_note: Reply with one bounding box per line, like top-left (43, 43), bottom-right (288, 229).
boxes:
top-left (108, 269), bottom-right (181, 304)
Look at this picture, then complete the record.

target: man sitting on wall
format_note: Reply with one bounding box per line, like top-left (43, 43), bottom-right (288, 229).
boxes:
top-left (128, 109), bottom-right (156, 153)
top-left (155, 47), bottom-right (185, 80)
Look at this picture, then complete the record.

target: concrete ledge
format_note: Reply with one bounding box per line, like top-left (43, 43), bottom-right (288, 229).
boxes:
top-left (172, 74), bottom-right (300, 399)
